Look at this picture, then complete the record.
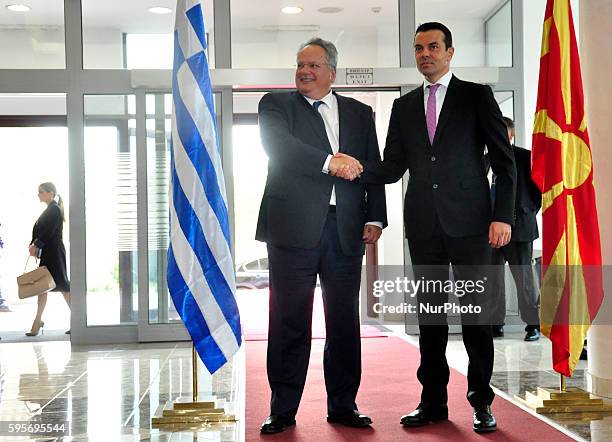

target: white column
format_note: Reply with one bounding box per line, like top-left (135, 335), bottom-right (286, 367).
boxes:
top-left (581, 0), bottom-right (612, 398)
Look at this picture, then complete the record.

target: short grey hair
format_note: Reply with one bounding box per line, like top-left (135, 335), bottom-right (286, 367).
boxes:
top-left (298, 37), bottom-right (338, 70)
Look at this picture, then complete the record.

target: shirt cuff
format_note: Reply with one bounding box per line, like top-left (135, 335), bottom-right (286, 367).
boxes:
top-left (365, 221), bottom-right (383, 229)
top-left (322, 154), bottom-right (332, 174)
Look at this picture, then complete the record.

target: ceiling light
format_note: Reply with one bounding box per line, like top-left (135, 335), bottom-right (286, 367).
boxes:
top-left (317, 7), bottom-right (344, 14)
top-left (148, 6), bottom-right (173, 15)
top-left (281, 6), bottom-right (303, 15)
top-left (6, 4), bottom-right (31, 12)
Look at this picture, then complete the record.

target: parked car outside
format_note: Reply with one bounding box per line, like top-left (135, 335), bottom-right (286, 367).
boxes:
top-left (235, 257), bottom-right (269, 290)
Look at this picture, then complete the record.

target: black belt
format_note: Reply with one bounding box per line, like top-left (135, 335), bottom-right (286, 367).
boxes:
top-left (328, 205), bottom-right (336, 213)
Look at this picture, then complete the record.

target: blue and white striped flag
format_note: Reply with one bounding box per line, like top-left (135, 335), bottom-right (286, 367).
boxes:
top-left (168, 0), bottom-right (242, 374)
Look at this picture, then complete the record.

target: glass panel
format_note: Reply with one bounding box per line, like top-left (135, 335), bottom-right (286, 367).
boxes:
top-left (495, 91), bottom-right (514, 120)
top-left (416, 0), bottom-right (512, 67)
top-left (84, 95), bottom-right (138, 326)
top-left (0, 0), bottom-right (65, 68)
top-left (486, 1), bottom-right (512, 67)
top-left (146, 93), bottom-right (171, 324)
top-left (82, 0), bottom-right (215, 69)
top-left (0, 94), bottom-right (69, 336)
top-left (231, 0), bottom-right (399, 68)
top-left (146, 92), bottom-right (222, 324)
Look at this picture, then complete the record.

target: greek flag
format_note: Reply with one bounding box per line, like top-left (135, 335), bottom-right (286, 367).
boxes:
top-left (168, 0), bottom-right (242, 374)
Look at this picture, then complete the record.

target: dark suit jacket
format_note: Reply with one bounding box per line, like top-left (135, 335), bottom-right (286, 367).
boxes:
top-left (31, 201), bottom-right (70, 291)
top-left (484, 146), bottom-right (541, 242)
top-left (360, 75), bottom-right (516, 239)
top-left (256, 91), bottom-right (387, 256)
top-left (509, 146), bottom-right (541, 242)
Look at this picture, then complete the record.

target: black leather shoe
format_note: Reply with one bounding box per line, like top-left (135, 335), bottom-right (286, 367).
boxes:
top-left (473, 406), bottom-right (497, 433)
top-left (492, 325), bottom-right (504, 338)
top-left (260, 415), bottom-right (296, 434)
top-left (327, 410), bottom-right (372, 428)
top-left (524, 329), bottom-right (540, 341)
top-left (400, 404), bottom-right (448, 427)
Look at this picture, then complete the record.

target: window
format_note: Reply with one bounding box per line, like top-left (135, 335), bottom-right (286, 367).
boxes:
top-left (82, 0), bottom-right (215, 69)
top-left (416, 0), bottom-right (512, 67)
top-left (0, 0), bottom-right (65, 68)
top-left (231, 0), bottom-right (399, 68)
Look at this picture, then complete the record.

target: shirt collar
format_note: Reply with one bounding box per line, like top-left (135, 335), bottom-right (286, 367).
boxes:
top-left (303, 90), bottom-right (335, 107)
top-left (423, 70), bottom-right (453, 91)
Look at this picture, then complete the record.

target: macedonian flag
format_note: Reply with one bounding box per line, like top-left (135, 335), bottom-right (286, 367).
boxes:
top-left (531, 0), bottom-right (604, 377)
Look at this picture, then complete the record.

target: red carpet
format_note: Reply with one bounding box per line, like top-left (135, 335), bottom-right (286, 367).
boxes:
top-left (238, 289), bottom-right (387, 341)
top-left (246, 337), bottom-right (573, 441)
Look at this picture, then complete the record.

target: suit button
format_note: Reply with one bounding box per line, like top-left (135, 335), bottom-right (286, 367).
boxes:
top-left (433, 184), bottom-right (438, 189)
top-left (431, 156), bottom-right (436, 162)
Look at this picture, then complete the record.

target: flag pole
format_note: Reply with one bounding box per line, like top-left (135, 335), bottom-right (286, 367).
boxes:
top-left (560, 374), bottom-right (566, 392)
top-left (152, 343), bottom-right (236, 427)
top-left (193, 344), bottom-right (199, 402)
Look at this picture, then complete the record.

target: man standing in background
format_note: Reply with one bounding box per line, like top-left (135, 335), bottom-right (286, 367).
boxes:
top-left (490, 117), bottom-right (541, 341)
top-left (0, 223), bottom-right (10, 313)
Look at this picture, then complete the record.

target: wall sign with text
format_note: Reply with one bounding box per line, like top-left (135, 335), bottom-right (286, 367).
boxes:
top-left (346, 68), bottom-right (373, 85)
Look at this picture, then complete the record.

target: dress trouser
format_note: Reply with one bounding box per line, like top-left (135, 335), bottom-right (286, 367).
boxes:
top-left (266, 212), bottom-right (363, 417)
top-left (408, 217), bottom-right (495, 408)
top-left (491, 241), bottom-right (540, 330)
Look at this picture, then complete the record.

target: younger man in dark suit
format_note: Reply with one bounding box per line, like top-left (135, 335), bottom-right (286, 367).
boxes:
top-left (490, 117), bottom-right (541, 341)
top-left (335, 22), bottom-right (516, 433)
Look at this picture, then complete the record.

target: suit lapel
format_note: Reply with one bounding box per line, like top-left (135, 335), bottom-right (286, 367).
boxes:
top-left (413, 86), bottom-right (432, 148)
top-left (432, 75), bottom-right (459, 148)
top-left (296, 92), bottom-right (332, 153)
top-left (336, 93), bottom-right (349, 153)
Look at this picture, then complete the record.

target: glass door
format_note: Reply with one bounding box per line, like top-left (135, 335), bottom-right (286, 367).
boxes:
top-left (137, 90), bottom-right (225, 342)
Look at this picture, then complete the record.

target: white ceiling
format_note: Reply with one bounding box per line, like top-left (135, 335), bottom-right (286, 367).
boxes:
top-left (0, 0), bottom-right (505, 32)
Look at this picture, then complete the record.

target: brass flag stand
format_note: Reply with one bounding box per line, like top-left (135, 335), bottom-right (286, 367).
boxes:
top-left (515, 374), bottom-right (612, 414)
top-left (152, 345), bottom-right (237, 428)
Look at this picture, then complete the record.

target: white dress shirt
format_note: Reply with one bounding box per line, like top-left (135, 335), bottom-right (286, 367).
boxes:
top-left (303, 91), bottom-right (382, 229)
top-left (423, 70), bottom-right (453, 124)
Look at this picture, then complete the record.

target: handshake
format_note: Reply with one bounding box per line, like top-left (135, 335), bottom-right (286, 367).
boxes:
top-left (329, 152), bottom-right (363, 181)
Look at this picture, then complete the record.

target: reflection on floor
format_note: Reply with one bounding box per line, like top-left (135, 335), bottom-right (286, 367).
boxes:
top-left (1, 330), bottom-right (611, 441)
top-left (398, 328), bottom-right (612, 442)
top-left (0, 341), bottom-right (244, 441)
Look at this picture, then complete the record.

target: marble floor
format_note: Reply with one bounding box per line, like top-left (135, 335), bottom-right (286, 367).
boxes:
top-left (397, 327), bottom-right (612, 442)
top-left (0, 341), bottom-right (244, 441)
top-left (1, 330), bottom-right (611, 441)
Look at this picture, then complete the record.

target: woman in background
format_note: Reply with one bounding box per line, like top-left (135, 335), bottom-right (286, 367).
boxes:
top-left (26, 182), bottom-right (70, 336)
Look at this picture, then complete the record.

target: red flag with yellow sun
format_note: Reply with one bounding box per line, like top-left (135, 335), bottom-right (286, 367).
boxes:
top-left (531, 0), bottom-right (604, 377)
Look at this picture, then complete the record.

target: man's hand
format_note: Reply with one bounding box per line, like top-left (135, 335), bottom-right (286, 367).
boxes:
top-left (489, 222), bottom-right (511, 248)
top-left (362, 225), bottom-right (383, 244)
top-left (28, 244), bottom-right (36, 257)
top-left (329, 152), bottom-right (362, 181)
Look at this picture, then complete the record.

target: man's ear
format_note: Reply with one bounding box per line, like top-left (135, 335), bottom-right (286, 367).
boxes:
top-left (447, 47), bottom-right (455, 63)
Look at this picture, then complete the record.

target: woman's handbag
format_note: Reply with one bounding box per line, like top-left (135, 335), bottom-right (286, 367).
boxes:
top-left (17, 257), bottom-right (56, 299)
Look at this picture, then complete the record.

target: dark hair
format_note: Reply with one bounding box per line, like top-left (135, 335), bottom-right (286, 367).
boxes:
top-left (502, 116), bottom-right (515, 130)
top-left (298, 37), bottom-right (338, 70)
top-left (415, 22), bottom-right (453, 49)
top-left (39, 182), bottom-right (65, 221)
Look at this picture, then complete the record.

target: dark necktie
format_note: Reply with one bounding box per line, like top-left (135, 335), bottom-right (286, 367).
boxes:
top-left (313, 100), bottom-right (324, 111)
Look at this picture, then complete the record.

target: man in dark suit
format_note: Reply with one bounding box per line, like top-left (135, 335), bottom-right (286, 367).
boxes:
top-left (490, 117), bottom-right (541, 341)
top-left (335, 22), bottom-right (516, 433)
top-left (256, 37), bottom-right (387, 434)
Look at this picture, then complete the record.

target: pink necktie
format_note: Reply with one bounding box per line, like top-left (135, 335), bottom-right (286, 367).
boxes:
top-left (426, 84), bottom-right (440, 144)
